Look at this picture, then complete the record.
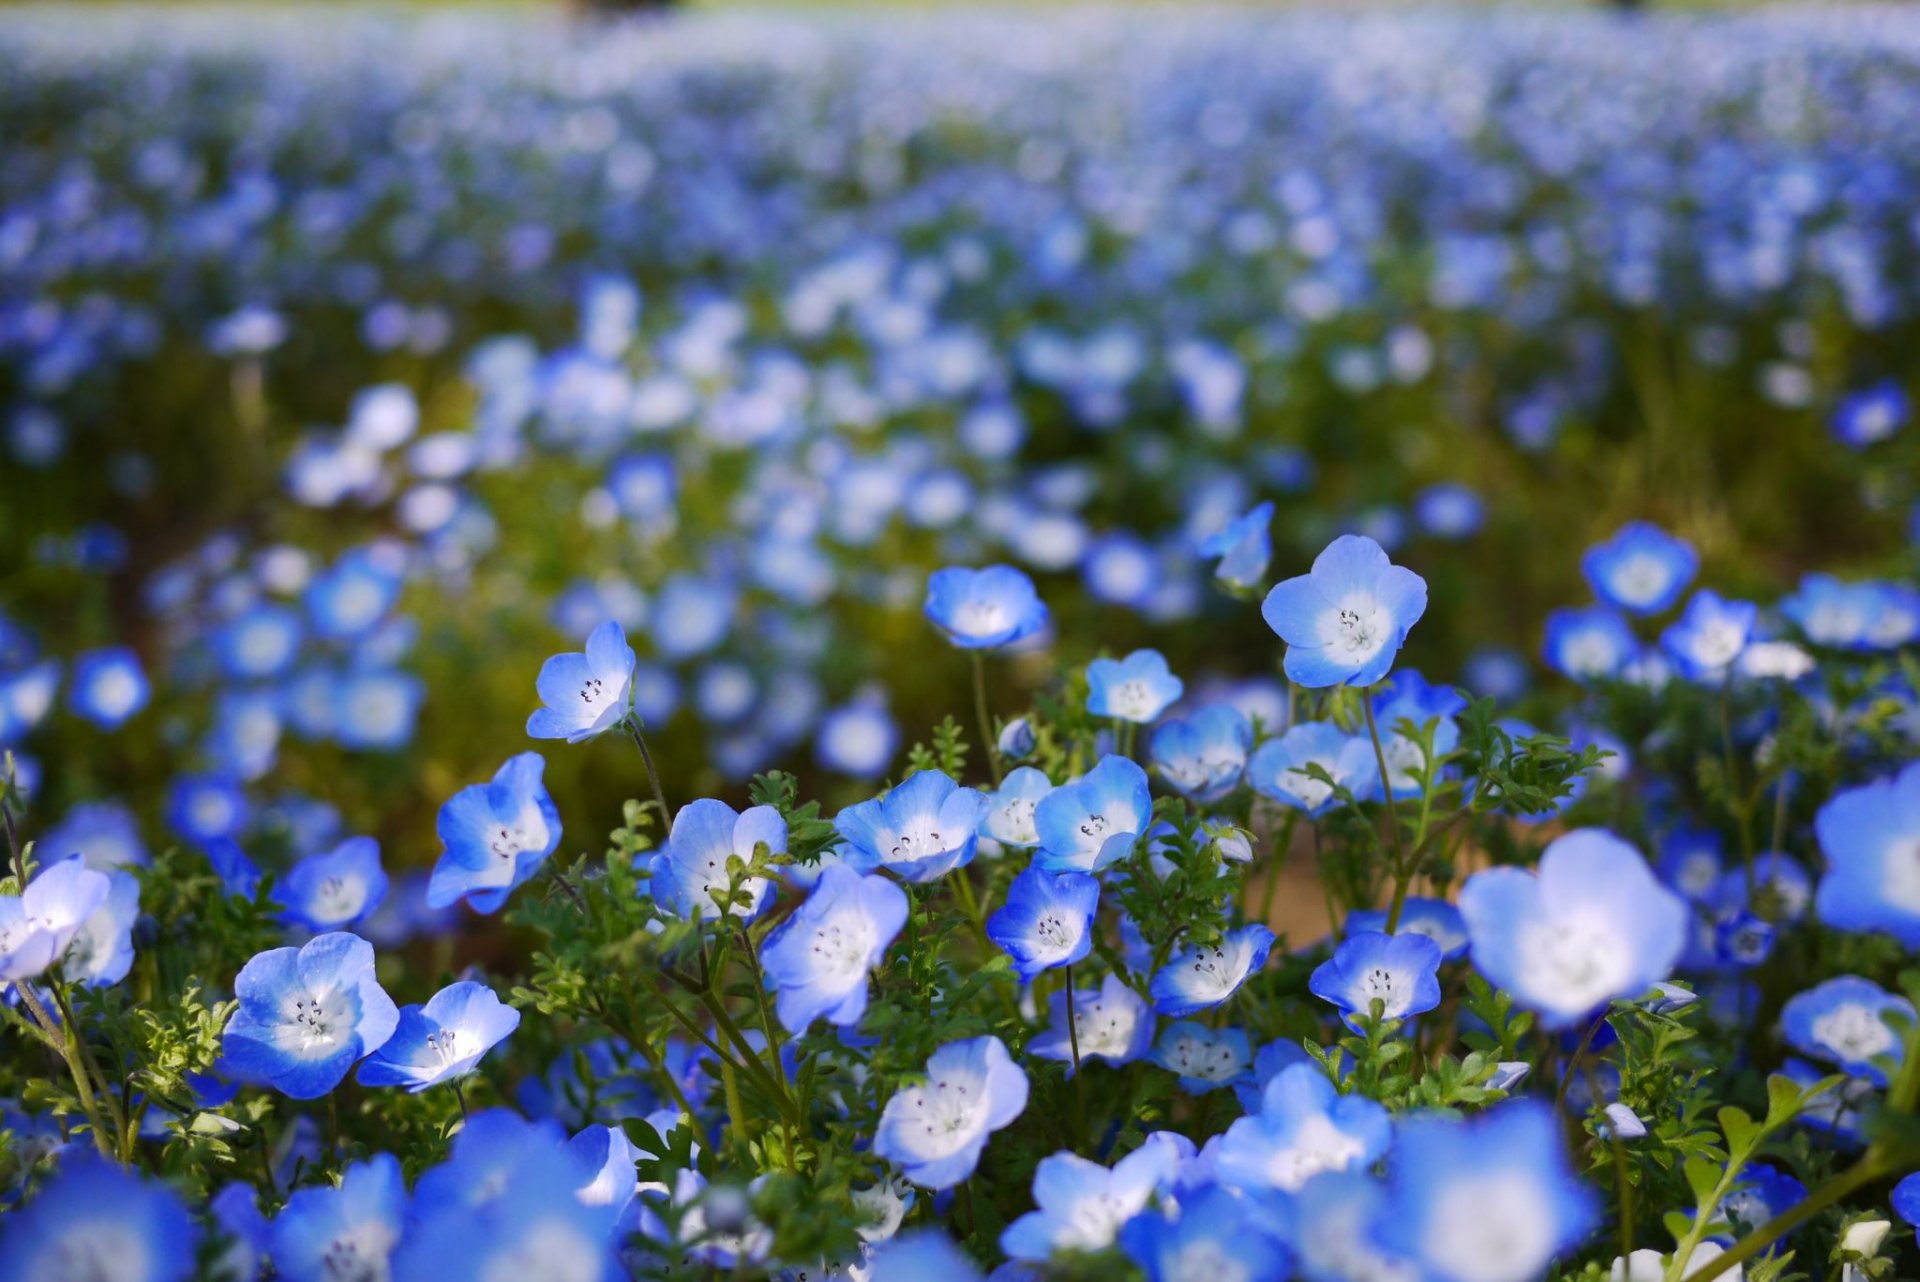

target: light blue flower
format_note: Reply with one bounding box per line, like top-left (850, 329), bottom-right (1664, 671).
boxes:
top-left (0, 658), bottom-right (59, 741)
top-left (1581, 522), bottom-right (1698, 615)
top-left (305, 547), bottom-right (403, 641)
top-left (985, 866), bottom-right (1099, 981)
top-left (1415, 483), bottom-right (1484, 539)
top-left (0, 854), bottom-right (111, 982)
top-left (68, 646), bottom-right (149, 728)
top-left (997, 717), bottom-right (1036, 762)
top-left (1346, 897), bottom-right (1469, 960)
top-left (1780, 573), bottom-right (1882, 650)
top-left (566, 1122), bottom-right (643, 1222)
top-left (427, 752), bottom-right (562, 914)
top-left (875, 1035), bottom-right (1028, 1189)
top-left (1001, 1141), bottom-right (1181, 1261)
top-left (1310, 930), bottom-right (1443, 1030)
top-left (814, 696), bottom-right (899, 779)
top-left (652, 798), bottom-right (785, 919)
top-left (1087, 649), bottom-right (1183, 723)
top-left (836, 770), bottom-right (987, 884)
top-left (1032, 756), bottom-right (1152, 873)
top-left (1661, 590), bottom-right (1756, 682)
top-left (761, 863), bottom-right (908, 1033)
top-left (210, 1182), bottom-right (269, 1282)
top-left (1657, 826), bottom-right (1724, 903)
top-left (1815, 762), bottom-right (1920, 947)
top-left (527, 619), bottom-right (636, 743)
top-left (277, 836), bottom-right (388, 933)
top-left (1200, 501), bottom-right (1274, 591)
top-left (0, 1155), bottom-right (199, 1282)
top-left (357, 980), bottom-right (520, 1093)
top-left (1150, 705), bottom-right (1251, 803)
top-left (221, 932), bottom-right (399, 1099)
top-left (270, 1152), bottom-right (407, 1282)
top-left (1370, 670), bottom-right (1466, 794)
top-left (1247, 721), bottom-right (1379, 816)
top-left (1148, 1020), bottom-right (1252, 1093)
top-left (1287, 1170), bottom-right (1417, 1282)
top-left (1261, 534), bottom-right (1428, 688)
top-left (1150, 924), bottom-right (1274, 1016)
top-left (214, 604), bottom-right (304, 681)
top-left (165, 774), bottom-right (250, 848)
top-left (1031, 972), bottom-right (1153, 1072)
top-left (980, 766), bottom-right (1054, 848)
top-left (1215, 1063), bottom-right (1392, 1193)
top-left (1832, 380), bottom-right (1909, 448)
top-left (1542, 605), bottom-right (1636, 682)
top-left (397, 1138), bottom-right (620, 1282)
top-left (865, 1231), bottom-right (983, 1282)
top-left (1781, 975), bottom-right (1912, 1085)
top-left (650, 572), bottom-right (736, 661)
top-left (1458, 828), bottom-right (1686, 1028)
top-left (922, 565), bottom-right (1049, 650)
top-left (1117, 1184), bottom-right (1291, 1281)
top-left (332, 668), bottom-right (424, 751)
top-left (63, 867), bottom-right (140, 987)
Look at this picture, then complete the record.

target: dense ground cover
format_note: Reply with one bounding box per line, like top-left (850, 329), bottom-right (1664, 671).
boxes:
top-left (0, 6), bottom-right (1918, 1280)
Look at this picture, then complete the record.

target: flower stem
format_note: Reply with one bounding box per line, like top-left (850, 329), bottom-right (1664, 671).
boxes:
top-left (623, 716), bottom-right (671, 824)
top-left (971, 652), bottom-right (1003, 785)
top-left (1063, 964), bottom-right (1082, 1075)
top-left (1361, 694), bottom-right (1411, 931)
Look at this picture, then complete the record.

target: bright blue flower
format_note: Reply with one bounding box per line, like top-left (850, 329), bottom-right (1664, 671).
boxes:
top-left (209, 1182), bottom-right (269, 1282)
top-left (1370, 670), bottom-right (1466, 794)
top-left (221, 932), bottom-right (399, 1099)
top-left (398, 1138), bottom-right (620, 1282)
top-left (1031, 972), bottom-right (1153, 1072)
top-left (305, 547), bottom-right (403, 641)
top-left (922, 565), bottom-right (1049, 650)
top-left (64, 867), bottom-right (140, 987)
top-left (653, 798), bottom-right (785, 919)
top-left (1815, 761), bottom-right (1920, 947)
top-left (1150, 705), bottom-right (1251, 803)
top-left (1216, 1063), bottom-right (1392, 1193)
top-left (1661, 590), bottom-right (1756, 682)
top-left (413, 1108), bottom-right (568, 1217)
top-left (1001, 1142), bottom-right (1180, 1260)
top-left (68, 646), bottom-right (149, 728)
top-left (269, 1152), bottom-right (407, 1282)
top-left (1032, 756), bottom-right (1152, 873)
top-left (1199, 501), bottom-right (1273, 590)
top-left (836, 770), bottom-right (987, 884)
top-left (875, 1035), bottom-right (1029, 1190)
top-left (997, 717), bottom-right (1036, 762)
top-left (650, 572), bottom-right (736, 661)
top-left (278, 836), bottom-right (388, 932)
top-left (0, 855), bottom-right (110, 982)
top-left (1118, 1183), bottom-right (1291, 1282)
top-left (1832, 380), bottom-right (1909, 448)
top-left (1087, 649), bottom-right (1183, 723)
top-left (165, 774), bottom-right (250, 847)
top-left (1150, 924), bottom-right (1274, 1016)
top-left (567, 1122), bottom-right (643, 1222)
top-left (1542, 605), bottom-right (1637, 682)
top-left (1458, 828), bottom-right (1687, 1028)
top-left (1310, 930), bottom-right (1444, 1030)
top-left (527, 618), bottom-right (637, 742)
top-left (761, 863), bottom-right (908, 1033)
top-left (1780, 573), bottom-right (1884, 650)
top-left (1247, 721), bottom-right (1379, 816)
top-left (1893, 1172), bottom-right (1920, 1227)
top-left (214, 604), bottom-right (303, 681)
top-left (865, 1231), bottom-right (984, 1282)
top-left (1781, 975), bottom-right (1912, 1085)
top-left (1346, 897), bottom-right (1469, 960)
top-left (1581, 522), bottom-right (1698, 615)
top-left (206, 839), bottom-right (264, 900)
top-left (1657, 826), bottom-right (1724, 903)
top-left (0, 658), bottom-right (59, 741)
top-left (1380, 1100), bottom-right (1597, 1282)
top-left (980, 766), bottom-right (1053, 849)
top-left (1148, 1020), bottom-right (1253, 1093)
top-left (1720, 1161), bottom-right (1808, 1243)
top-left (427, 752), bottom-right (561, 914)
top-left (1261, 534), bottom-right (1428, 688)
top-left (0, 1155), bottom-right (199, 1282)
top-left (357, 980), bottom-right (520, 1092)
top-left (985, 866), bottom-right (1099, 980)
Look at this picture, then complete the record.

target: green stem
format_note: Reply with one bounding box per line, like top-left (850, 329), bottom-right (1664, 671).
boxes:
top-left (1063, 963), bottom-right (1082, 1075)
top-left (971, 652), bottom-right (1003, 785)
top-left (623, 716), bottom-right (672, 824)
top-left (1680, 1155), bottom-right (1889, 1282)
top-left (16, 984), bottom-right (114, 1159)
top-left (1363, 695), bottom-right (1412, 931)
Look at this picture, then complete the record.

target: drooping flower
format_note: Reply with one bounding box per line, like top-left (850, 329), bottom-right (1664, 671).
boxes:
top-left (1310, 930), bottom-right (1444, 1030)
top-left (1780, 976), bottom-right (1912, 1085)
top-left (357, 980), bottom-right (521, 1093)
top-left (68, 646), bottom-right (150, 729)
top-left (875, 1035), bottom-right (1029, 1189)
top-left (835, 770), bottom-right (988, 884)
top-left (526, 618), bottom-right (637, 742)
top-left (1030, 973), bottom-right (1154, 1071)
top-left (1261, 534), bottom-right (1428, 688)
top-left (1148, 1020), bottom-right (1253, 1093)
top-left (220, 932), bottom-right (400, 1099)
top-left (1247, 721), bottom-right (1379, 817)
top-left (269, 1152), bottom-right (408, 1282)
top-left (1150, 924), bottom-right (1275, 1016)
top-left (1581, 522), bottom-right (1698, 615)
top-left (1200, 501), bottom-right (1274, 591)
top-left (1117, 1184), bottom-right (1292, 1282)
top-left (277, 836), bottom-right (388, 933)
top-left (1086, 649), bottom-right (1184, 723)
top-left (985, 866), bottom-right (1100, 980)
top-left (1032, 755), bottom-right (1152, 873)
top-left (1215, 1063), bottom-right (1393, 1194)
top-left (1001, 1142), bottom-right (1181, 1261)
top-left (1542, 605), bottom-right (1637, 683)
top-left (922, 565), bottom-right (1048, 650)
top-left (1661, 590), bottom-right (1756, 682)
top-left (760, 863), bottom-right (908, 1033)
top-left (0, 1155), bottom-right (199, 1282)
top-left (1150, 704), bottom-right (1252, 803)
top-left (427, 752), bottom-right (562, 913)
top-left (997, 717), bottom-right (1036, 762)
top-left (979, 766), bottom-right (1053, 848)
top-left (651, 798), bottom-right (785, 919)
top-left (1813, 761), bottom-right (1920, 948)
top-left (0, 854), bottom-right (111, 983)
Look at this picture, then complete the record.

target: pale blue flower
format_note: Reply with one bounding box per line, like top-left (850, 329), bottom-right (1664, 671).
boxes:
top-left (1032, 756), bottom-right (1152, 873)
top-left (1087, 649), bottom-right (1183, 723)
top-left (220, 933), bottom-right (399, 1099)
top-left (1148, 1021), bottom-right (1252, 1093)
top-left (1215, 1063), bottom-right (1392, 1193)
top-left (980, 766), bottom-right (1054, 849)
top-left (875, 1036), bottom-right (1028, 1189)
top-left (761, 864), bottom-right (908, 1033)
top-left (1261, 534), bottom-right (1428, 688)
top-left (1310, 930), bottom-right (1443, 1030)
top-left (527, 619), bottom-right (636, 742)
top-left (1031, 973), bottom-right (1153, 1072)
top-left (1582, 523), bottom-right (1697, 615)
top-left (652, 798), bottom-right (785, 920)
top-left (1001, 1141), bottom-right (1180, 1260)
top-left (0, 1155), bottom-right (198, 1282)
top-left (270, 1152), bottom-right (407, 1282)
top-left (1815, 761), bottom-right (1920, 947)
top-left (1781, 975), bottom-right (1912, 1085)
top-left (922, 565), bottom-right (1049, 650)
top-left (1150, 705), bottom-right (1251, 803)
top-left (357, 980), bottom-right (520, 1093)
top-left (836, 770), bottom-right (987, 884)
top-left (1247, 721), bottom-right (1379, 816)
top-left (1661, 590), bottom-right (1756, 682)
top-left (427, 752), bottom-right (562, 913)
top-left (985, 866), bottom-right (1099, 980)
top-left (277, 836), bottom-right (388, 933)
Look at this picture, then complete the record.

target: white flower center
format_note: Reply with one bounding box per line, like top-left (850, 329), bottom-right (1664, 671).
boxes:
top-left (1610, 553), bottom-right (1671, 608)
top-left (1420, 1172), bottom-right (1556, 1282)
top-left (1518, 916), bottom-right (1631, 1014)
top-left (807, 911), bottom-right (877, 982)
top-left (1812, 1004), bottom-right (1897, 1064)
top-left (41, 1222), bottom-right (152, 1282)
top-left (901, 1073), bottom-right (989, 1158)
top-left (1267, 1113), bottom-right (1369, 1191)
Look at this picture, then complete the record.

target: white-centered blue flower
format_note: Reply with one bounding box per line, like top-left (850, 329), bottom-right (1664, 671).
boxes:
top-left (1832, 380), bottom-right (1909, 449)
top-left (1148, 1020), bottom-right (1252, 1094)
top-left (985, 865), bottom-right (1099, 980)
top-left (1150, 704), bottom-right (1252, 803)
top-left (836, 770), bottom-right (988, 884)
top-left (1543, 605), bottom-right (1637, 682)
top-left (1033, 755), bottom-right (1152, 873)
top-left (527, 618), bottom-right (637, 742)
top-left (875, 1035), bottom-right (1029, 1190)
top-left (1815, 761), bottom-right (1920, 947)
top-left (1581, 522), bottom-right (1698, 615)
top-left (277, 835), bottom-right (388, 933)
top-left (0, 854), bottom-right (111, 983)
top-left (1309, 930), bottom-right (1444, 1030)
top-left (922, 565), bottom-right (1049, 650)
top-left (1261, 534), bottom-right (1428, 688)
top-left (1031, 972), bottom-right (1154, 1072)
top-left (1150, 924), bottom-right (1275, 1016)
top-left (1117, 1183), bottom-right (1291, 1282)
top-left (997, 717), bottom-right (1037, 762)
top-left (357, 980), bottom-right (520, 1093)
top-left (1781, 975), bottom-right (1913, 1085)
top-left (760, 863), bottom-right (908, 1033)
top-left (304, 547), bottom-right (403, 642)
top-left (1200, 501), bottom-right (1274, 591)
top-left (428, 752), bottom-right (562, 914)
top-left (1346, 897), bottom-right (1469, 960)
top-left (980, 766), bottom-right (1053, 848)
top-left (1371, 670), bottom-right (1466, 794)
top-left (1247, 721), bottom-right (1380, 816)
top-left (1001, 1141), bottom-right (1181, 1261)
top-left (652, 798), bottom-right (785, 919)
top-left (270, 1152), bottom-right (408, 1282)
top-left (221, 932), bottom-right (399, 1100)
top-left (0, 1155), bottom-right (199, 1282)
top-left (1215, 1063), bottom-right (1392, 1193)
top-left (1288, 1169), bottom-right (1419, 1282)
top-left (1661, 590), bottom-right (1756, 682)
top-left (62, 867), bottom-right (140, 988)
top-left (1086, 648), bottom-right (1183, 723)
top-left (68, 646), bottom-right (150, 729)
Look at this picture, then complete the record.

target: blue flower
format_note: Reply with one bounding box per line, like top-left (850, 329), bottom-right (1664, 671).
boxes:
top-left (1288, 1170), bottom-right (1417, 1282)
top-left (814, 697), bottom-right (900, 779)
top-left (357, 980), bottom-right (520, 1092)
top-left (997, 717), bottom-right (1036, 762)
top-left (0, 854), bottom-right (111, 982)
top-left (1458, 829), bottom-right (1687, 1028)
top-left (221, 932), bottom-right (399, 1099)
top-left (1581, 522), bottom-right (1698, 615)
top-left (332, 669), bottom-right (425, 752)
top-left (1001, 1142), bottom-right (1181, 1260)
top-left (1087, 649), bottom-right (1183, 723)
top-left (1031, 973), bottom-right (1153, 1071)
top-left (761, 863), bottom-right (908, 1033)
top-left (1346, 897), bottom-right (1469, 960)
top-left (1261, 534), bottom-right (1428, 688)
top-left (305, 547), bottom-right (403, 641)
top-left (836, 770), bottom-right (987, 884)
top-left (1150, 924), bottom-right (1274, 1016)
top-left (1657, 826), bottom-right (1725, 903)
top-left (1118, 1184), bottom-right (1291, 1282)
top-left (278, 836), bottom-right (388, 932)
top-left (875, 1035), bottom-right (1029, 1189)
top-left (653, 798), bottom-right (785, 919)
top-left (1781, 975), bottom-right (1912, 1085)
top-left (985, 866), bottom-right (1100, 980)
top-left (1247, 721), bottom-right (1379, 816)
top-left (1310, 930), bottom-right (1444, 1030)
top-left (1148, 1020), bottom-right (1252, 1093)
top-left (1815, 761), bottom-right (1920, 947)
top-left (0, 1155), bottom-right (199, 1282)
top-left (1149, 705), bottom-right (1251, 803)
top-left (1893, 1172), bottom-right (1920, 1227)
top-left (68, 646), bottom-right (149, 728)
top-left (980, 766), bottom-right (1054, 848)
top-left (1832, 380), bottom-right (1909, 448)
top-left (1200, 501), bottom-right (1274, 591)
top-left (1380, 1100), bottom-right (1597, 1282)
top-left (397, 1136), bottom-right (620, 1282)
top-left (165, 774), bottom-right (250, 847)
top-left (1215, 1063), bottom-right (1392, 1193)
top-left (865, 1231), bottom-right (984, 1282)
top-left (1720, 1161), bottom-right (1808, 1242)
top-left (210, 1182), bottom-right (270, 1282)
top-left (922, 565), bottom-right (1049, 650)
top-left (1415, 483), bottom-right (1485, 539)
top-left (270, 1152), bottom-right (407, 1282)
top-left (1033, 756), bottom-right (1152, 873)
top-left (527, 619), bottom-right (636, 742)
top-left (427, 752), bottom-right (562, 914)
top-left (1661, 590), bottom-right (1756, 682)
top-left (63, 867), bottom-right (140, 987)
top-left (1542, 605), bottom-right (1636, 682)
top-left (214, 604), bottom-right (304, 681)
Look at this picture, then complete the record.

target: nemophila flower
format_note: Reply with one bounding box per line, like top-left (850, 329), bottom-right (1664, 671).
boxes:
top-left (1347, 897), bottom-right (1469, 960)
top-left (164, 774), bottom-right (249, 847)
top-left (1661, 590), bottom-right (1756, 682)
top-left (653, 798), bottom-right (785, 919)
top-left (1582, 523), bottom-right (1698, 615)
top-left (761, 864), bottom-right (908, 1033)
top-left (1149, 1021), bottom-right (1252, 1093)
top-left (221, 932), bottom-right (399, 1099)
top-left (213, 604), bottom-right (303, 681)
top-left (923, 565), bottom-right (1049, 650)
top-left (1816, 762), bottom-right (1920, 946)
top-left (1709, 853), bottom-right (1811, 926)
top-left (210, 1182), bottom-right (269, 1282)
top-left (1151, 924), bottom-right (1275, 1016)
top-left (428, 752), bottom-right (562, 913)
top-left (1031, 973), bottom-right (1154, 1071)
top-left (270, 1152), bottom-right (407, 1282)
top-left (1543, 605), bottom-right (1637, 682)
top-left (398, 1144), bottom-right (620, 1282)
top-left (836, 770), bottom-right (987, 885)
top-left (1893, 1172), bottom-right (1920, 1227)
top-left (527, 618), bottom-right (636, 742)
top-left (1200, 500), bottom-right (1274, 590)
top-left (1382, 1100), bottom-right (1597, 1282)
top-left (63, 867), bottom-right (140, 987)
top-left (0, 1155), bottom-right (199, 1282)
top-left (1261, 534), bottom-right (1428, 688)
top-left (0, 855), bottom-right (110, 982)
top-left (875, 1035), bottom-right (1029, 1190)
top-left (1001, 1142), bottom-right (1180, 1261)
top-left (1415, 482), bottom-right (1485, 540)
top-left (1117, 1183), bottom-right (1292, 1282)
top-left (1721, 1161), bottom-right (1807, 1242)
top-left (1150, 705), bottom-right (1251, 803)
top-left (865, 1231), bottom-right (983, 1282)
top-left (0, 658), bottom-right (58, 740)
top-left (1247, 721), bottom-right (1379, 816)
top-left (997, 717), bottom-right (1036, 762)
top-left (985, 866), bottom-right (1099, 980)
top-left (1781, 976), bottom-right (1912, 1085)
top-left (1371, 670), bottom-right (1467, 793)
top-left (567, 1122), bottom-right (643, 1221)
top-left (1086, 649), bottom-right (1183, 723)
top-left (357, 980), bottom-right (520, 1092)
top-left (278, 836), bottom-right (388, 932)
top-left (980, 766), bottom-right (1053, 848)
top-left (1658, 826), bottom-right (1725, 903)
top-left (332, 669), bottom-right (425, 751)
top-left (305, 548), bottom-right (403, 641)
top-left (1288, 1170), bottom-right (1418, 1282)
top-left (68, 646), bottom-right (149, 728)
top-left (1735, 639), bottom-right (1816, 682)
top-left (1458, 828), bottom-right (1687, 1028)
top-left (650, 573), bottom-right (737, 661)
top-left (1310, 930), bottom-right (1444, 1030)
top-left (413, 1108), bottom-right (568, 1216)
top-left (1832, 380), bottom-right (1909, 448)
top-left (1033, 755), bottom-right (1152, 873)
top-left (1218, 1063), bottom-right (1392, 1196)
top-left (814, 697), bottom-right (899, 779)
